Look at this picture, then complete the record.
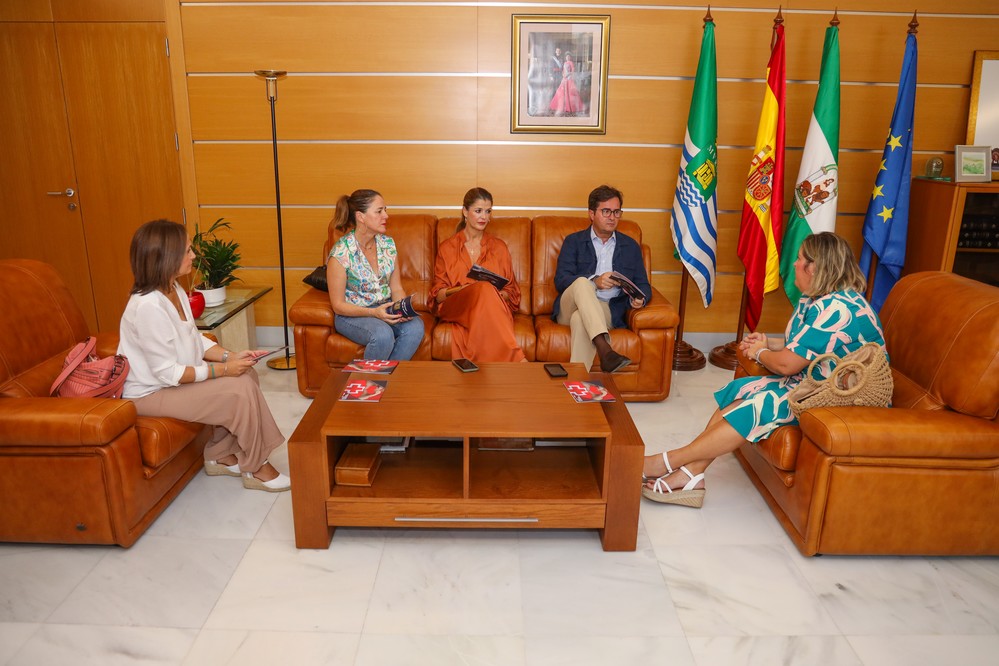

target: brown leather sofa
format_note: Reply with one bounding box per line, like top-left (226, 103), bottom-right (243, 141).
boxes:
top-left (0, 259), bottom-right (211, 547)
top-left (289, 214), bottom-right (679, 401)
top-left (733, 271), bottom-right (999, 556)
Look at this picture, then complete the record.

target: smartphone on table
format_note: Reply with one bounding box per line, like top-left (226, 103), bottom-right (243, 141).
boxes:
top-left (452, 358), bottom-right (479, 373)
top-left (544, 363), bottom-right (568, 378)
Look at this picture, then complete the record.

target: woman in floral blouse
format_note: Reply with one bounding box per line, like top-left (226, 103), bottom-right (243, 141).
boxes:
top-left (327, 189), bottom-right (424, 360)
top-left (641, 232), bottom-right (888, 508)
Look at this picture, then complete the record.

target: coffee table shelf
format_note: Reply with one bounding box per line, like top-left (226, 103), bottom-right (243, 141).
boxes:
top-left (289, 362), bottom-right (644, 551)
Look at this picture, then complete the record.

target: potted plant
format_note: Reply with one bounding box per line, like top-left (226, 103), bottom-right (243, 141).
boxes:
top-left (191, 217), bottom-right (241, 307)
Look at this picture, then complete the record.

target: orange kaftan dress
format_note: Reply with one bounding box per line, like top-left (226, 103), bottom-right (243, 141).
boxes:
top-left (429, 230), bottom-right (526, 362)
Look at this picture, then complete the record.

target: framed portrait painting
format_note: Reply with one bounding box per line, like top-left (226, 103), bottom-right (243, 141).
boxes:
top-left (511, 15), bottom-right (610, 134)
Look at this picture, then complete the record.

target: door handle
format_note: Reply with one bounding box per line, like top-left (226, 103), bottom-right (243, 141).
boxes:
top-left (46, 188), bottom-right (76, 197)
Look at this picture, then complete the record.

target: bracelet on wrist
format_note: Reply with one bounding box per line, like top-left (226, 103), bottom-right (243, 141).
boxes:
top-left (209, 363), bottom-right (216, 379)
top-left (754, 347), bottom-right (767, 364)
top-left (223, 363), bottom-right (227, 376)
top-left (222, 351), bottom-right (229, 363)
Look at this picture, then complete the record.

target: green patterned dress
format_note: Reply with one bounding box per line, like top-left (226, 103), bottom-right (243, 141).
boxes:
top-left (714, 289), bottom-right (887, 442)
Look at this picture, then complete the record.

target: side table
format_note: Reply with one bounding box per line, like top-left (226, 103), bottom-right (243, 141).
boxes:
top-left (195, 286), bottom-right (272, 351)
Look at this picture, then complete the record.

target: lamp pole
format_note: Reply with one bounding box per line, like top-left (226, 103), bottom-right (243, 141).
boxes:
top-left (254, 69), bottom-right (295, 370)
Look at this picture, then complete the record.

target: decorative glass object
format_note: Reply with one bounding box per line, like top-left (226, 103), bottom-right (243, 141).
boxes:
top-left (926, 156), bottom-right (944, 178)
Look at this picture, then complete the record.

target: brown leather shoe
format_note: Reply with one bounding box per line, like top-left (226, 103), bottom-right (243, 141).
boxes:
top-left (600, 351), bottom-right (631, 373)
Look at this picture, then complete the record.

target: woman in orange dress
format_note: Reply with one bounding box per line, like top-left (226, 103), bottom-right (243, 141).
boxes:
top-left (430, 188), bottom-right (526, 362)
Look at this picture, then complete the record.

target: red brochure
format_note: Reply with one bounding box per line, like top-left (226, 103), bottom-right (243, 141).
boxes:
top-left (339, 379), bottom-right (387, 402)
top-left (342, 360), bottom-right (399, 374)
top-left (563, 380), bottom-right (616, 403)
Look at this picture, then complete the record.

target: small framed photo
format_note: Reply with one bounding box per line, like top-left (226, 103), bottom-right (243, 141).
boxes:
top-left (954, 145), bottom-right (993, 182)
top-left (511, 15), bottom-right (610, 134)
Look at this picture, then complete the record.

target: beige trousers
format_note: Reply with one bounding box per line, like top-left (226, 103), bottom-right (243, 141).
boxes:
top-left (130, 368), bottom-right (284, 474)
top-left (556, 277), bottom-right (613, 366)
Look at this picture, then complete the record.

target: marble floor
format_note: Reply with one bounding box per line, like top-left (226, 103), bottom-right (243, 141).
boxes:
top-left (2, 362), bottom-right (998, 666)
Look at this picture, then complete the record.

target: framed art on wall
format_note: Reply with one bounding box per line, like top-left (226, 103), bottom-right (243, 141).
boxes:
top-left (511, 15), bottom-right (610, 134)
top-left (954, 145), bottom-right (993, 183)
top-left (967, 50), bottom-right (999, 180)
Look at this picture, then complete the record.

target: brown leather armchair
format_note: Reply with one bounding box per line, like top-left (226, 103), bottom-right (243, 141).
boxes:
top-left (733, 272), bottom-right (999, 556)
top-left (0, 259), bottom-right (211, 547)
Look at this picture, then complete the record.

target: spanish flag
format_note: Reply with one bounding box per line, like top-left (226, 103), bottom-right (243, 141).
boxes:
top-left (737, 23), bottom-right (786, 331)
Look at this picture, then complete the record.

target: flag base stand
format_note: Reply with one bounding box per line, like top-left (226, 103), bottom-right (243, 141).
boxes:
top-left (672, 340), bottom-right (706, 371)
top-left (708, 341), bottom-right (739, 370)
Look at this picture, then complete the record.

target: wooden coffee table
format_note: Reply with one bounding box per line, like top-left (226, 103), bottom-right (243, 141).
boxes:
top-left (288, 361), bottom-right (644, 551)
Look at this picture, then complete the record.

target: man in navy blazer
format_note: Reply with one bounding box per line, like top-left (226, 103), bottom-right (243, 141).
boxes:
top-left (553, 185), bottom-right (651, 372)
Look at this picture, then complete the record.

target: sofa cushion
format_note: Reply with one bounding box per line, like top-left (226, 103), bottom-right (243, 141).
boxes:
top-left (0, 260), bottom-right (90, 391)
top-left (880, 272), bottom-right (999, 420)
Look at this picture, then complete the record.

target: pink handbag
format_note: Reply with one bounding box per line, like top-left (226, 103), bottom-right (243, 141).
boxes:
top-left (49, 337), bottom-right (130, 399)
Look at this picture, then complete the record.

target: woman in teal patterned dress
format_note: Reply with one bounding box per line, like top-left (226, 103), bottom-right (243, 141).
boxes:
top-left (642, 233), bottom-right (888, 507)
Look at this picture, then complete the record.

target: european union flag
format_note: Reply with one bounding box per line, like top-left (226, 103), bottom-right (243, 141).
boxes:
top-left (859, 31), bottom-right (917, 312)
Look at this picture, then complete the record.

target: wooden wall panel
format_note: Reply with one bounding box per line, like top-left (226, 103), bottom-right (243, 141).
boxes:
top-left (0, 0), bottom-right (52, 21)
top-left (180, 5), bottom-right (478, 73)
top-left (51, 0), bottom-right (163, 22)
top-left (199, 208), bottom-right (333, 268)
top-left (171, 0), bottom-right (999, 330)
top-left (194, 144), bottom-right (478, 205)
top-left (188, 76), bottom-right (478, 141)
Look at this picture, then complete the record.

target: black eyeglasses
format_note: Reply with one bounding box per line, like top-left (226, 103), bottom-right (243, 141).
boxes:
top-left (597, 208), bottom-right (623, 218)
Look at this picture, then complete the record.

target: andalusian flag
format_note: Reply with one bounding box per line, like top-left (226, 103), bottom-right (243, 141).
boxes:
top-left (781, 25), bottom-right (840, 304)
top-left (859, 30), bottom-right (917, 312)
top-left (737, 24), bottom-right (786, 331)
top-left (671, 17), bottom-right (718, 307)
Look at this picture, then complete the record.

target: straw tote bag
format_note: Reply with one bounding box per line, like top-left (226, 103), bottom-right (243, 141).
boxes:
top-left (787, 342), bottom-right (893, 418)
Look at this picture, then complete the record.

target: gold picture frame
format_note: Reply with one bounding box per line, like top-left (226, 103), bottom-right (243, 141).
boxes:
top-left (966, 50), bottom-right (999, 180)
top-left (511, 15), bottom-right (610, 134)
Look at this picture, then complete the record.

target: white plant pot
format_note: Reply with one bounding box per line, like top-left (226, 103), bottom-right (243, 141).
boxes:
top-left (197, 286), bottom-right (227, 307)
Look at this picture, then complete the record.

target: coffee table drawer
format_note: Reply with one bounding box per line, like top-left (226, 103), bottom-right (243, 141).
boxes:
top-left (327, 499), bottom-right (606, 528)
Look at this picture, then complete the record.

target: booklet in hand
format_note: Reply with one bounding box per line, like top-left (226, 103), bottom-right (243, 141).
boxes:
top-left (609, 271), bottom-right (645, 300)
top-left (466, 264), bottom-right (510, 290)
top-left (563, 380), bottom-right (616, 403)
top-left (339, 379), bottom-right (387, 402)
top-left (386, 294), bottom-right (417, 318)
top-left (342, 360), bottom-right (399, 374)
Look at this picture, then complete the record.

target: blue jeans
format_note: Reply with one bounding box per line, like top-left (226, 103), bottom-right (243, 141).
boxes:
top-left (334, 308), bottom-right (424, 361)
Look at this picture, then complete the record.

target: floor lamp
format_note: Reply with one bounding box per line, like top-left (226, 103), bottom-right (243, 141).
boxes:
top-left (254, 69), bottom-right (295, 370)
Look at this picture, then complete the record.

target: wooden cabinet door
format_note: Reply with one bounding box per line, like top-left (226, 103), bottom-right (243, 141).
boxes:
top-left (2, 17), bottom-right (183, 332)
top-left (56, 22), bottom-right (184, 331)
top-left (0, 23), bottom-right (98, 329)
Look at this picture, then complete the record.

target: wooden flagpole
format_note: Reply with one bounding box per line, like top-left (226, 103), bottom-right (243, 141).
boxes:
top-left (709, 7), bottom-right (784, 370)
top-left (708, 280), bottom-right (747, 370)
top-left (673, 267), bottom-right (706, 370)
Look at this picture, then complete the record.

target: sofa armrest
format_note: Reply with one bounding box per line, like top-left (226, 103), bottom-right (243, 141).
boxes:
top-left (735, 347), bottom-right (768, 378)
top-left (626, 288), bottom-right (679, 330)
top-left (800, 407), bottom-right (999, 459)
top-left (0, 398), bottom-right (136, 446)
top-left (289, 288), bottom-right (334, 328)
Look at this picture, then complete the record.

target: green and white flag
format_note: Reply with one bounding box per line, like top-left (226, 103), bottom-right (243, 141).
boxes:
top-left (780, 25), bottom-right (840, 303)
top-left (670, 18), bottom-right (718, 307)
